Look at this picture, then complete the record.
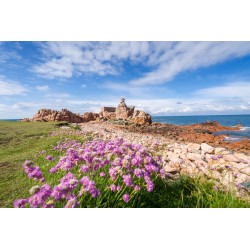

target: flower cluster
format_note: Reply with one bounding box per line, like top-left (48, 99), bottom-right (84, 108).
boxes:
top-left (14, 137), bottom-right (165, 208)
top-left (22, 160), bottom-right (44, 182)
top-left (51, 172), bottom-right (78, 200)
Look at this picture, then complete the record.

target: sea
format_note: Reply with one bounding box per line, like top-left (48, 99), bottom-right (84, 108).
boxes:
top-left (1, 115), bottom-right (250, 142)
top-left (152, 114), bottom-right (250, 142)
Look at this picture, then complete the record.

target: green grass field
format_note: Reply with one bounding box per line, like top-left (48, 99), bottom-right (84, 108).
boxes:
top-left (0, 121), bottom-right (249, 208)
top-left (0, 121), bottom-right (71, 207)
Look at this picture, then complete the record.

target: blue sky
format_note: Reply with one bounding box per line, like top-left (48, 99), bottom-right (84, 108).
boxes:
top-left (1, 41), bottom-right (250, 118)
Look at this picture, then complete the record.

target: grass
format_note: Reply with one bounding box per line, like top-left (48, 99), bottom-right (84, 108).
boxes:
top-left (0, 121), bottom-right (249, 208)
top-left (0, 121), bottom-right (84, 207)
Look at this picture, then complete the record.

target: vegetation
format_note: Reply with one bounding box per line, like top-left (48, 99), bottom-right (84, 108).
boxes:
top-left (1, 121), bottom-right (249, 208)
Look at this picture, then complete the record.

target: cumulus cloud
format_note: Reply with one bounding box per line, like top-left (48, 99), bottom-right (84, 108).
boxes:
top-left (0, 76), bottom-right (28, 95)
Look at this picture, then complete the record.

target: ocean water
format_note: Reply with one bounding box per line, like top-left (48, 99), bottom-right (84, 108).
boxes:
top-left (152, 115), bottom-right (250, 141)
top-left (0, 119), bottom-right (21, 122)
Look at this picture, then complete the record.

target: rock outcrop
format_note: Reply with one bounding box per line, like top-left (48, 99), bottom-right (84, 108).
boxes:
top-left (99, 98), bottom-right (152, 125)
top-left (21, 98), bottom-right (152, 125)
top-left (99, 107), bottom-right (116, 120)
top-left (116, 98), bottom-right (135, 120)
top-left (132, 110), bottom-right (152, 125)
top-left (26, 109), bottom-right (85, 123)
top-left (82, 112), bottom-right (99, 122)
top-left (21, 109), bottom-right (100, 123)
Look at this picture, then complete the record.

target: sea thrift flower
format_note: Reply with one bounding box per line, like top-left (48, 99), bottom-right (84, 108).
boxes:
top-left (80, 164), bottom-right (91, 173)
top-left (51, 172), bottom-right (78, 201)
top-left (117, 185), bottom-right (121, 191)
top-left (100, 172), bottom-right (106, 177)
top-left (131, 155), bottom-right (143, 166)
top-left (28, 184), bottom-right (52, 208)
top-left (110, 184), bottom-right (116, 192)
top-left (109, 167), bottom-right (117, 181)
top-left (22, 161), bottom-right (44, 182)
top-left (46, 155), bottom-right (54, 161)
top-left (134, 168), bottom-right (143, 178)
top-left (50, 167), bottom-right (58, 174)
top-left (146, 181), bottom-right (154, 192)
top-left (14, 199), bottom-right (27, 208)
top-left (134, 185), bottom-right (141, 191)
top-left (65, 195), bottom-right (80, 208)
top-left (123, 174), bottom-right (133, 187)
top-left (122, 193), bottom-right (130, 203)
top-left (159, 169), bottom-right (165, 178)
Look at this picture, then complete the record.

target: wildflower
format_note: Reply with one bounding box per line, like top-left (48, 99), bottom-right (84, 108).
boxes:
top-left (110, 184), bottom-right (116, 192)
top-left (146, 181), bottom-right (154, 192)
top-left (134, 185), bottom-right (141, 191)
top-left (28, 184), bottom-right (52, 208)
top-left (65, 195), bottom-right (80, 208)
top-left (13, 199), bottom-right (27, 208)
top-left (50, 167), bottom-right (58, 174)
top-left (159, 169), bottom-right (165, 178)
top-left (80, 164), bottom-right (91, 173)
top-left (117, 185), bottom-right (121, 191)
top-left (109, 167), bottom-right (117, 181)
top-left (123, 174), bottom-right (133, 187)
top-left (46, 155), bottom-right (54, 161)
top-left (134, 168), bottom-right (143, 178)
top-left (100, 172), bottom-right (106, 177)
top-left (122, 193), bottom-right (130, 203)
top-left (131, 155), bottom-right (143, 166)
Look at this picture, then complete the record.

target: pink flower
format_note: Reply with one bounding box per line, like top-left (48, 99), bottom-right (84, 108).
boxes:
top-left (100, 172), bottom-right (106, 177)
top-left (110, 184), bottom-right (116, 192)
top-left (46, 155), bottom-right (54, 161)
top-left (122, 193), bottom-right (130, 203)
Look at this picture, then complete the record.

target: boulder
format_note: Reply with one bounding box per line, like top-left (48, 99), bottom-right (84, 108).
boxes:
top-left (224, 154), bottom-right (240, 163)
top-left (201, 143), bottom-right (214, 154)
top-left (187, 143), bottom-right (201, 152)
top-left (82, 112), bottom-right (99, 122)
top-left (133, 110), bottom-right (152, 125)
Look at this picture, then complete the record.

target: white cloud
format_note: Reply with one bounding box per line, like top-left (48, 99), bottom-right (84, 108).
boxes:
top-left (36, 85), bottom-right (49, 91)
top-left (0, 76), bottom-right (28, 96)
top-left (32, 42), bottom-right (250, 86)
top-left (32, 42), bottom-right (152, 79)
top-left (131, 42), bottom-right (250, 85)
top-left (194, 82), bottom-right (250, 99)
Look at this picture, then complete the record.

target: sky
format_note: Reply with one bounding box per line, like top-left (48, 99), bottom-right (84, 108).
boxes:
top-left (1, 41), bottom-right (250, 118)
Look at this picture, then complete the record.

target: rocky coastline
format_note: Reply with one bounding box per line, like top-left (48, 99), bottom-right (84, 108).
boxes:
top-left (20, 98), bottom-right (250, 196)
top-left (76, 120), bottom-right (250, 197)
